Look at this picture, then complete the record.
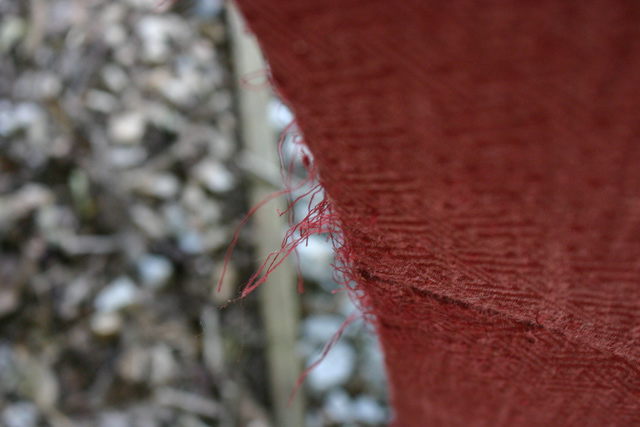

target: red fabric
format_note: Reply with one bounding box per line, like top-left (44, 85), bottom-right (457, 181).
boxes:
top-left (235, 1), bottom-right (640, 425)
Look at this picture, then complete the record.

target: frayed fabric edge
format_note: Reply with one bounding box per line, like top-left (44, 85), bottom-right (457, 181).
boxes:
top-left (216, 117), bottom-right (374, 403)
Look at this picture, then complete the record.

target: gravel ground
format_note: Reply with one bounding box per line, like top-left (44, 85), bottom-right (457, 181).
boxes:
top-left (0, 1), bottom-right (388, 426)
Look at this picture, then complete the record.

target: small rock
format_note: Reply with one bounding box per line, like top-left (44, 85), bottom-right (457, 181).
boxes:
top-left (191, 40), bottom-right (215, 64)
top-left (352, 396), bottom-right (388, 425)
top-left (102, 64), bottom-right (129, 92)
top-left (114, 43), bottom-right (136, 67)
top-left (137, 15), bottom-right (192, 47)
top-left (303, 315), bottom-right (350, 345)
top-left (324, 389), bottom-right (352, 424)
top-left (36, 72), bottom-right (62, 99)
top-left (117, 346), bottom-right (150, 383)
top-left (20, 357), bottom-right (59, 410)
top-left (0, 184), bottom-right (54, 232)
top-left (268, 98), bottom-right (294, 130)
top-left (193, 160), bottom-right (235, 193)
top-left (138, 23), bottom-right (172, 63)
top-left (0, 102), bottom-right (44, 137)
top-left (90, 312), bottom-right (124, 337)
top-left (307, 342), bottom-right (355, 392)
top-left (47, 0), bottom-right (76, 34)
top-left (94, 276), bottom-right (139, 313)
top-left (101, 3), bottom-right (126, 23)
top-left (178, 230), bottom-right (204, 255)
top-left (0, 344), bottom-right (18, 394)
top-left (133, 172), bottom-right (181, 199)
top-left (191, 0), bottom-right (224, 18)
top-left (200, 21), bottom-right (226, 45)
top-left (0, 100), bottom-right (13, 136)
top-left (149, 344), bottom-right (178, 385)
top-left (102, 24), bottom-right (127, 48)
top-left (0, 16), bottom-right (26, 53)
top-left (202, 228), bottom-right (227, 252)
top-left (109, 146), bottom-right (147, 168)
top-left (1, 401), bottom-right (39, 427)
top-left (163, 203), bottom-right (188, 235)
top-left (137, 254), bottom-right (174, 289)
top-left (145, 102), bottom-right (185, 133)
top-left (182, 184), bottom-right (222, 225)
top-left (85, 89), bottom-right (119, 113)
top-left (98, 411), bottom-right (130, 427)
top-left (141, 39), bottom-right (171, 64)
top-left (130, 204), bottom-right (167, 239)
top-left (296, 234), bottom-right (336, 284)
top-left (34, 204), bottom-right (72, 239)
top-left (68, 169), bottom-right (91, 214)
top-left (58, 276), bottom-right (92, 320)
top-left (159, 77), bottom-right (197, 107)
top-left (0, 288), bottom-right (19, 317)
top-left (109, 111), bottom-right (146, 145)
top-left (177, 414), bottom-right (211, 427)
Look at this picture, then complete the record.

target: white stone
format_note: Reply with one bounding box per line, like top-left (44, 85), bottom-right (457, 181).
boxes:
top-left (163, 203), bottom-right (188, 235)
top-left (268, 98), bottom-right (294, 130)
top-left (101, 64), bottom-right (129, 93)
top-left (85, 89), bottom-right (119, 113)
top-left (98, 412), bottom-right (130, 427)
top-left (193, 160), bottom-right (235, 193)
top-left (117, 346), bottom-right (149, 383)
top-left (134, 173), bottom-right (180, 199)
top-left (182, 184), bottom-right (221, 225)
top-left (324, 389), bottom-right (353, 423)
top-left (109, 146), bottom-right (147, 168)
top-left (145, 102), bottom-right (185, 133)
top-left (137, 254), bottom-right (173, 289)
top-left (149, 344), bottom-right (178, 385)
top-left (296, 234), bottom-right (335, 284)
top-left (90, 312), bottom-right (124, 336)
top-left (108, 111), bottom-right (146, 144)
top-left (0, 17), bottom-right (26, 53)
top-left (306, 342), bottom-right (355, 392)
top-left (37, 73), bottom-right (62, 99)
top-left (303, 315), bottom-right (350, 345)
top-left (94, 276), bottom-right (139, 313)
top-left (1, 401), bottom-right (38, 427)
top-left (179, 231), bottom-right (204, 254)
top-left (0, 288), bottom-right (18, 317)
top-left (193, 0), bottom-right (223, 18)
top-left (114, 44), bottom-right (136, 67)
top-left (352, 396), bottom-right (388, 425)
top-left (142, 40), bottom-right (171, 64)
top-left (103, 24), bottom-right (127, 48)
top-left (159, 78), bottom-right (196, 106)
top-left (13, 103), bottom-right (43, 130)
top-left (137, 15), bottom-right (192, 46)
top-left (130, 204), bottom-right (166, 239)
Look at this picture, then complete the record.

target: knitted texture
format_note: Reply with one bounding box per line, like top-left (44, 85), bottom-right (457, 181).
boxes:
top-left (234, 1), bottom-right (640, 425)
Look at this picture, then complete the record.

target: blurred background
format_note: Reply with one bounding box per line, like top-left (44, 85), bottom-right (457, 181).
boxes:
top-left (0, 0), bottom-right (388, 426)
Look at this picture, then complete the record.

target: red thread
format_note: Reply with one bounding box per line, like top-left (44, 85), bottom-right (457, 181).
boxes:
top-left (287, 312), bottom-right (360, 408)
top-left (239, 69), bottom-right (272, 92)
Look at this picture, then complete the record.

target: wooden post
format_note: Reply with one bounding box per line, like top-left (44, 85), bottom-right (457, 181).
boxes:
top-left (227, 3), bottom-right (306, 427)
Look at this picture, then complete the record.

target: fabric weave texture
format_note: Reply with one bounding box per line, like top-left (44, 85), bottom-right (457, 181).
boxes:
top-left (235, 1), bottom-right (640, 425)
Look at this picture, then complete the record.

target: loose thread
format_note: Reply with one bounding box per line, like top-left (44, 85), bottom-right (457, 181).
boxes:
top-left (216, 121), bottom-right (326, 298)
top-left (287, 312), bottom-right (360, 408)
top-left (216, 117), bottom-right (370, 404)
top-left (239, 68), bottom-right (273, 92)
